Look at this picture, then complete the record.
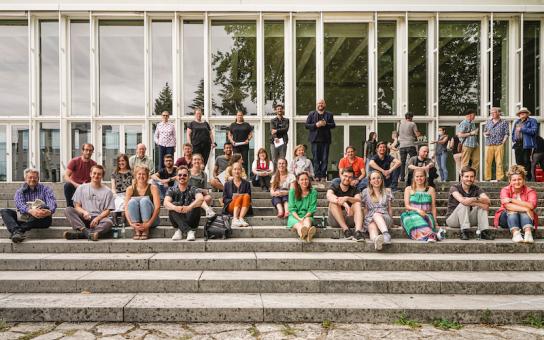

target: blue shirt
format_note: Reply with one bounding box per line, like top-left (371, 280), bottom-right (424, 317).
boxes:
top-left (484, 118), bottom-right (509, 146)
top-left (456, 119), bottom-right (478, 148)
top-left (14, 183), bottom-right (57, 214)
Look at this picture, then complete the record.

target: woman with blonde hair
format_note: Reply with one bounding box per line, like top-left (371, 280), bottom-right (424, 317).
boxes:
top-left (223, 162), bottom-right (252, 227)
top-left (270, 158), bottom-right (295, 218)
top-left (360, 171), bottom-right (394, 250)
top-left (287, 172), bottom-right (317, 242)
top-left (291, 144), bottom-right (314, 178)
top-left (494, 165), bottom-right (537, 243)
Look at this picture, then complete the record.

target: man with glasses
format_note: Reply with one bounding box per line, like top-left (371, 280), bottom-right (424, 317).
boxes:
top-left (151, 154), bottom-right (178, 201)
top-left (64, 143), bottom-right (96, 208)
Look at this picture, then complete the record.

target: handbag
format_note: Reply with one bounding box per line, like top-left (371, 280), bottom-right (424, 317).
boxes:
top-left (204, 214), bottom-right (232, 240)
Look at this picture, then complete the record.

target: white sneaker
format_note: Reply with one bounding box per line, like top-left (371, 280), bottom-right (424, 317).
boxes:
top-left (231, 218), bottom-right (242, 228)
top-left (374, 234), bottom-right (384, 251)
top-left (524, 231), bottom-right (534, 244)
top-left (239, 218), bottom-right (249, 227)
top-left (172, 229), bottom-right (183, 241)
top-left (512, 231), bottom-right (524, 243)
top-left (206, 208), bottom-right (216, 218)
top-left (187, 230), bottom-right (196, 241)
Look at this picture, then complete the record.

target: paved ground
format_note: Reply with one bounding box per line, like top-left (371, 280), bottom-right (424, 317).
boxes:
top-left (0, 322), bottom-right (543, 339)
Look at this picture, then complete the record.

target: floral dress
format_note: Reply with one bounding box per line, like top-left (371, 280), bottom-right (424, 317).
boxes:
top-left (361, 188), bottom-right (393, 230)
top-left (400, 189), bottom-right (437, 241)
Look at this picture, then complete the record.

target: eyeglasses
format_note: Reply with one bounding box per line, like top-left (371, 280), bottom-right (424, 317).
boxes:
top-left (177, 173), bottom-right (188, 178)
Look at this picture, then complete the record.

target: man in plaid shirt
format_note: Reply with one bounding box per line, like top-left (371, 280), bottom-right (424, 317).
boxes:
top-left (456, 108), bottom-right (480, 177)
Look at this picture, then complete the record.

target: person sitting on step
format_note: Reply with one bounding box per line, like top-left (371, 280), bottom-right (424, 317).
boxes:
top-left (337, 145), bottom-right (366, 192)
top-left (361, 171), bottom-right (393, 251)
top-left (290, 144), bottom-right (315, 179)
top-left (406, 145), bottom-right (438, 188)
top-left (400, 168), bottom-right (439, 242)
top-left (494, 165), bottom-right (537, 244)
top-left (165, 166), bottom-right (205, 241)
top-left (270, 158), bottom-right (296, 219)
top-left (151, 154), bottom-right (177, 202)
top-left (0, 168), bottom-right (57, 243)
top-left (223, 162), bottom-right (252, 228)
top-left (64, 165), bottom-right (115, 241)
top-left (251, 147), bottom-right (274, 192)
top-left (110, 154), bottom-right (133, 226)
top-left (125, 166), bottom-right (161, 240)
top-left (209, 142), bottom-right (233, 191)
top-left (188, 153), bottom-right (216, 219)
top-left (326, 167), bottom-right (365, 241)
top-left (360, 141), bottom-right (401, 192)
top-left (445, 166), bottom-right (494, 241)
top-left (287, 172), bottom-right (317, 242)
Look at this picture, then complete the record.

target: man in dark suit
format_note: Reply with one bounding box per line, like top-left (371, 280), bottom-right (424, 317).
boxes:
top-left (305, 99), bottom-right (336, 181)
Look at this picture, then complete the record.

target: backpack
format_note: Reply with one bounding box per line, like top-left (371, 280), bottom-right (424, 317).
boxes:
top-left (204, 214), bottom-right (232, 240)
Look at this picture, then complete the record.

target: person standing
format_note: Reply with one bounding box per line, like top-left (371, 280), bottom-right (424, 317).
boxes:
top-left (64, 143), bottom-right (96, 208)
top-left (187, 108), bottom-right (215, 165)
top-left (531, 135), bottom-right (544, 182)
top-left (447, 134), bottom-right (463, 181)
top-left (388, 131), bottom-right (400, 161)
top-left (398, 112), bottom-right (420, 182)
top-left (228, 111), bottom-right (254, 173)
top-left (431, 127), bottom-right (449, 182)
top-left (305, 99), bottom-right (336, 181)
top-left (270, 103), bottom-right (289, 167)
top-left (456, 108), bottom-right (480, 177)
top-left (154, 111), bottom-right (176, 170)
top-left (512, 107), bottom-right (539, 181)
top-left (483, 107), bottom-right (509, 181)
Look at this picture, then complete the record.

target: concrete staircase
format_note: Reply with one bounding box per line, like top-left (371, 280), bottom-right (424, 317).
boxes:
top-left (0, 181), bottom-right (543, 323)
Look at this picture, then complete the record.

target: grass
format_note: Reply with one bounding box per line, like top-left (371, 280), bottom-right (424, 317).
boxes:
top-left (17, 326), bottom-right (56, 340)
top-left (247, 325), bottom-right (260, 338)
top-left (480, 309), bottom-right (493, 325)
top-left (0, 320), bottom-right (8, 332)
top-left (524, 314), bottom-right (544, 328)
top-left (322, 320), bottom-right (333, 329)
top-left (281, 324), bottom-right (298, 336)
top-left (432, 319), bottom-right (463, 330)
top-left (394, 313), bottom-right (422, 329)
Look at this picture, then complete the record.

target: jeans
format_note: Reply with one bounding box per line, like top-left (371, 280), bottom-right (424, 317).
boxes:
top-left (158, 145), bottom-right (176, 170)
top-left (151, 179), bottom-right (173, 201)
top-left (515, 148), bottom-right (533, 181)
top-left (64, 207), bottom-right (113, 236)
top-left (531, 152), bottom-right (544, 182)
top-left (435, 151), bottom-right (449, 181)
top-left (252, 175), bottom-right (271, 189)
top-left (127, 196), bottom-right (159, 227)
top-left (499, 211), bottom-right (534, 231)
top-left (445, 204), bottom-right (489, 231)
top-left (399, 146), bottom-right (417, 181)
top-left (0, 208), bottom-right (51, 235)
top-left (64, 182), bottom-right (77, 208)
top-left (311, 142), bottom-right (330, 179)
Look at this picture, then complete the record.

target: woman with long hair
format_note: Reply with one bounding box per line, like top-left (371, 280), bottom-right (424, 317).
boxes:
top-left (251, 148), bottom-right (274, 191)
top-left (228, 110), bottom-right (253, 172)
top-left (287, 172), bottom-right (318, 242)
top-left (400, 168), bottom-right (439, 242)
top-left (124, 166), bottom-right (161, 240)
top-left (270, 158), bottom-right (295, 218)
top-left (291, 144), bottom-right (315, 178)
top-left (223, 162), bottom-right (252, 227)
top-left (186, 108), bottom-right (215, 165)
top-left (110, 154), bottom-right (132, 225)
top-left (361, 171), bottom-right (393, 250)
top-left (225, 153), bottom-right (248, 182)
top-left (364, 132), bottom-right (378, 174)
top-left (494, 165), bottom-right (537, 243)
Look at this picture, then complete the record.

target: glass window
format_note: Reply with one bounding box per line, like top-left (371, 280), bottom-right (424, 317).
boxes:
top-left (439, 21), bottom-right (481, 115)
top-left (490, 21), bottom-right (509, 112)
top-left (377, 123), bottom-right (396, 149)
top-left (408, 21), bottom-right (427, 115)
top-left (99, 21), bottom-right (144, 116)
top-left (349, 125), bottom-right (367, 158)
top-left (152, 21), bottom-right (172, 116)
top-left (70, 20), bottom-right (90, 116)
top-left (101, 125), bottom-right (120, 177)
top-left (296, 21), bottom-right (316, 115)
top-left (183, 21), bottom-right (204, 115)
top-left (377, 21), bottom-right (396, 116)
top-left (0, 126), bottom-right (6, 181)
top-left (125, 125), bottom-right (143, 158)
top-left (39, 122), bottom-right (60, 181)
top-left (264, 21), bottom-right (285, 115)
top-left (12, 125), bottom-right (29, 181)
top-left (211, 21), bottom-right (257, 116)
top-left (324, 23), bottom-right (369, 116)
top-left (71, 122), bottom-right (91, 158)
top-left (0, 21), bottom-right (28, 116)
top-left (523, 21), bottom-right (540, 115)
top-left (40, 21), bottom-right (59, 116)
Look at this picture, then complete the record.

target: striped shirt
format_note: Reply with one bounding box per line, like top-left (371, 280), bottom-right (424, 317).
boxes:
top-left (14, 183), bottom-right (57, 214)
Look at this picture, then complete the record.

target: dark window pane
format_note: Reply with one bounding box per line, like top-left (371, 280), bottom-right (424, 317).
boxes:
top-left (71, 122), bottom-right (91, 158)
top-left (408, 22), bottom-right (427, 115)
top-left (491, 21), bottom-right (509, 111)
top-left (296, 21), bottom-right (316, 115)
top-left (12, 125), bottom-right (29, 181)
top-left (101, 125), bottom-right (120, 177)
top-left (40, 123), bottom-right (60, 181)
top-left (264, 21), bottom-right (285, 115)
top-left (523, 21), bottom-right (540, 115)
top-left (378, 22), bottom-right (396, 116)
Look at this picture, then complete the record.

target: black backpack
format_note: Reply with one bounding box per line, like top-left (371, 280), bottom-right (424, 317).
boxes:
top-left (204, 214), bottom-right (232, 240)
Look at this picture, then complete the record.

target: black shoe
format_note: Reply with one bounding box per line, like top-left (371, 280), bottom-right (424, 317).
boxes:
top-left (88, 232), bottom-right (100, 241)
top-left (11, 232), bottom-right (25, 243)
top-left (64, 230), bottom-right (85, 240)
top-left (354, 230), bottom-right (365, 242)
top-left (343, 228), bottom-right (354, 240)
top-left (480, 229), bottom-right (495, 240)
top-left (459, 230), bottom-right (470, 241)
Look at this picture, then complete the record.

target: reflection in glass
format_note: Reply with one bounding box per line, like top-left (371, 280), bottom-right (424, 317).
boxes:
top-left (99, 21), bottom-right (144, 115)
top-left (125, 125), bottom-right (143, 158)
top-left (211, 21), bottom-right (257, 116)
top-left (408, 22), bottom-right (427, 115)
top-left (0, 126), bottom-right (5, 181)
top-left (152, 21), bottom-right (172, 116)
top-left (184, 21), bottom-right (204, 115)
top-left (70, 21), bottom-right (90, 116)
top-left (378, 22), bottom-right (396, 115)
top-left (523, 21), bottom-right (540, 115)
top-left (324, 23), bottom-right (368, 116)
top-left (0, 21), bottom-right (28, 116)
top-left (296, 123), bottom-right (342, 173)
top-left (39, 123), bottom-right (60, 181)
top-left (102, 125), bottom-right (120, 177)
top-left (264, 21), bottom-right (285, 115)
top-left (40, 21), bottom-right (59, 116)
top-left (296, 21), bottom-right (316, 115)
top-left (12, 125), bottom-right (29, 181)
top-left (439, 21), bottom-right (480, 115)
top-left (349, 125), bottom-right (367, 158)
top-left (71, 122), bottom-right (91, 158)
top-left (491, 21), bottom-right (509, 112)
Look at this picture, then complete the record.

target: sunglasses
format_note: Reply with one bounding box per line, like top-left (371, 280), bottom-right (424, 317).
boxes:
top-left (177, 173), bottom-right (188, 178)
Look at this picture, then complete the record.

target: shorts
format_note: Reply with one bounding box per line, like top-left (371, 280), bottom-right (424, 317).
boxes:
top-left (328, 209), bottom-right (356, 228)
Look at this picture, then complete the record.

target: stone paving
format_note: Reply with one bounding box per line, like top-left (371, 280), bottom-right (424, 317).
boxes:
top-left (0, 322), bottom-right (542, 340)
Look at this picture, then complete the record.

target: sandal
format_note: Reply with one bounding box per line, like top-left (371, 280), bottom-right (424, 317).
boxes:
top-left (132, 231), bottom-right (142, 240)
top-left (299, 226), bottom-right (309, 240)
top-left (140, 233), bottom-right (149, 240)
top-left (307, 226), bottom-right (316, 242)
top-left (283, 211), bottom-right (289, 218)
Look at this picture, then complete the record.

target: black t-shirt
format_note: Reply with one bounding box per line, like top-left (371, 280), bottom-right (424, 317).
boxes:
top-left (229, 122), bottom-right (254, 143)
top-left (329, 180), bottom-right (357, 198)
top-left (157, 167), bottom-right (177, 186)
top-left (446, 183), bottom-right (484, 218)
top-left (188, 121), bottom-right (211, 146)
top-left (370, 154), bottom-right (394, 172)
top-left (166, 185), bottom-right (198, 206)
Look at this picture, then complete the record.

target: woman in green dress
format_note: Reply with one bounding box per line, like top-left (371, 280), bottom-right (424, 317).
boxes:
top-left (400, 168), bottom-right (439, 242)
top-left (287, 172), bottom-right (318, 242)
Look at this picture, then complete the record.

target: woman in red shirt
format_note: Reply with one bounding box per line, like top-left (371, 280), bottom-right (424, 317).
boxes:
top-left (494, 165), bottom-right (537, 243)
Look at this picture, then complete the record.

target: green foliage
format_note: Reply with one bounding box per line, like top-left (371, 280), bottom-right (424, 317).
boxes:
top-left (281, 324), bottom-right (298, 336)
top-left (395, 313), bottom-right (422, 329)
top-left (432, 318), bottom-right (463, 330)
top-left (480, 309), bottom-right (493, 325)
top-left (524, 313), bottom-right (544, 328)
top-left (247, 325), bottom-right (260, 338)
top-left (322, 319), bottom-right (333, 329)
top-left (188, 79), bottom-right (205, 112)
top-left (0, 320), bottom-right (7, 331)
top-left (154, 82), bottom-right (173, 116)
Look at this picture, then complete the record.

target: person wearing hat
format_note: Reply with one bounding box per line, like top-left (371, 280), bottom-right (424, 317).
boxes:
top-left (270, 102), bottom-right (289, 168)
top-left (512, 107), bottom-right (539, 181)
top-left (456, 108), bottom-right (480, 178)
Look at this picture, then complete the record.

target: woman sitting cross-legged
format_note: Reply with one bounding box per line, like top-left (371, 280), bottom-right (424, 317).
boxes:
top-left (494, 165), bottom-right (537, 243)
top-left (223, 162), bottom-right (252, 227)
top-left (270, 158), bottom-right (296, 218)
top-left (124, 166), bottom-right (161, 240)
top-left (400, 168), bottom-right (439, 242)
top-left (287, 172), bottom-right (318, 242)
top-left (361, 171), bottom-right (393, 250)
top-left (251, 148), bottom-right (274, 191)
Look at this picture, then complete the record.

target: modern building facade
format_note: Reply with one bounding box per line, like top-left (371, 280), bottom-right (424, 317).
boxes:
top-left (0, 0), bottom-right (542, 181)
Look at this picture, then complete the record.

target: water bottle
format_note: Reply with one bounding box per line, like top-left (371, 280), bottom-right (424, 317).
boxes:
top-left (112, 227), bottom-right (119, 239)
top-left (475, 229), bottom-right (481, 240)
top-left (121, 222), bottom-right (126, 239)
top-left (437, 227), bottom-right (446, 241)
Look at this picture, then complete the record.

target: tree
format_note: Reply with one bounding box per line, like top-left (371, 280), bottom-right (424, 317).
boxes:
top-left (188, 79), bottom-right (205, 112)
top-left (153, 82), bottom-right (173, 115)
